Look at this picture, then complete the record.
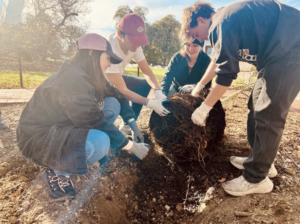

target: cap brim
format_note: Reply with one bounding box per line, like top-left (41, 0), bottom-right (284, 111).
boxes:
top-left (127, 34), bottom-right (149, 47)
top-left (106, 51), bottom-right (123, 64)
top-left (185, 39), bottom-right (204, 47)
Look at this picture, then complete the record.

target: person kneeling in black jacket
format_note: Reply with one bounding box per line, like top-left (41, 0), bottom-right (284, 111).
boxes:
top-left (17, 33), bottom-right (150, 199)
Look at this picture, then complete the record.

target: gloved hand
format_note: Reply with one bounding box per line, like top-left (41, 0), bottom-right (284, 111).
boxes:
top-left (191, 83), bottom-right (205, 97)
top-left (146, 99), bottom-right (171, 116)
top-left (154, 89), bottom-right (167, 100)
top-left (128, 119), bottom-right (144, 143)
top-left (191, 102), bottom-right (212, 127)
top-left (128, 141), bottom-right (150, 160)
top-left (179, 84), bottom-right (197, 94)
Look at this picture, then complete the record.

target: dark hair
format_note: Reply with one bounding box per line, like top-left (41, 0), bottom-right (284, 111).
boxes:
top-left (180, 1), bottom-right (215, 41)
top-left (69, 49), bottom-right (107, 100)
top-left (118, 29), bottom-right (126, 37)
top-left (180, 45), bottom-right (191, 62)
top-left (180, 43), bottom-right (202, 62)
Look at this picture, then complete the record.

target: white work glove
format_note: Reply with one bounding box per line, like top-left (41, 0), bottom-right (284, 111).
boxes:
top-left (191, 83), bottom-right (205, 97)
top-left (154, 89), bottom-right (167, 100)
top-left (128, 141), bottom-right (150, 160)
top-left (191, 102), bottom-right (212, 127)
top-left (128, 119), bottom-right (144, 143)
top-left (146, 99), bottom-right (171, 116)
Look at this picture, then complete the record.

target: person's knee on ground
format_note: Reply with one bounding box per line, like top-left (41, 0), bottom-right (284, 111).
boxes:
top-left (119, 78), bottom-right (150, 134)
top-left (103, 97), bottom-right (121, 123)
top-left (131, 78), bottom-right (151, 117)
top-left (122, 75), bottom-right (151, 118)
top-left (54, 129), bottom-right (110, 176)
top-left (139, 78), bottom-right (151, 97)
top-left (85, 129), bottom-right (110, 165)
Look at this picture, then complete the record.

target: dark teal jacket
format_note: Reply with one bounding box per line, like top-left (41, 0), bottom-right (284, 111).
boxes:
top-left (161, 51), bottom-right (211, 96)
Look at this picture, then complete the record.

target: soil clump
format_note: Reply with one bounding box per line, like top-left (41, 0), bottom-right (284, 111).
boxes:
top-left (149, 91), bottom-right (226, 164)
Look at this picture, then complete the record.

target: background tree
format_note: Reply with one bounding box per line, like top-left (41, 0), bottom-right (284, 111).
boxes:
top-left (113, 5), bottom-right (148, 29)
top-left (144, 15), bottom-right (181, 66)
top-left (0, 0), bottom-right (92, 61)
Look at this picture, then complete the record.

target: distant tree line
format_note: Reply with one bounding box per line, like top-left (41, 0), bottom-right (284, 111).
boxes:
top-left (0, 0), bottom-right (91, 61)
top-left (0, 2), bottom-right (181, 66)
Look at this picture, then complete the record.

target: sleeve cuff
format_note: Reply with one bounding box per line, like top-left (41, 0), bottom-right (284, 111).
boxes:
top-left (123, 114), bottom-right (136, 125)
top-left (135, 56), bottom-right (145, 63)
top-left (119, 138), bottom-right (129, 149)
top-left (215, 75), bottom-right (235, 87)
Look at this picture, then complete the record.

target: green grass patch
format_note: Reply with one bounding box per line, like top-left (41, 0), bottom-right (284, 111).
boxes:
top-left (0, 67), bottom-right (256, 89)
top-left (0, 67), bottom-right (166, 89)
top-left (0, 70), bottom-right (52, 89)
top-left (123, 67), bottom-right (165, 82)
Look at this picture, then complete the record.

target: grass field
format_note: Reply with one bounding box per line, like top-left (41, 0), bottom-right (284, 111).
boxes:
top-left (0, 70), bottom-right (52, 89)
top-left (0, 68), bottom-right (165, 89)
top-left (0, 67), bottom-right (256, 89)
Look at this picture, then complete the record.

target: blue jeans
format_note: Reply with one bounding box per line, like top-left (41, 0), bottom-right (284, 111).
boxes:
top-left (54, 97), bottom-right (121, 177)
top-left (122, 74), bottom-right (151, 119)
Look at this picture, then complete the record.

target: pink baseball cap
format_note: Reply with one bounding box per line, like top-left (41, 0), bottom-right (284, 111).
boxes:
top-left (118, 14), bottom-right (149, 47)
top-left (77, 33), bottom-right (122, 64)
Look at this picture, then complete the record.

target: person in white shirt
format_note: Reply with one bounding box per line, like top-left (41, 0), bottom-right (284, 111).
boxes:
top-left (105, 13), bottom-right (170, 135)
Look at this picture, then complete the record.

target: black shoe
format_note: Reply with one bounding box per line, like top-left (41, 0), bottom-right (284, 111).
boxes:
top-left (42, 168), bottom-right (75, 199)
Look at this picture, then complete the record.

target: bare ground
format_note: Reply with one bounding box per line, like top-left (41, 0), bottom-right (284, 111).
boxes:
top-left (0, 96), bottom-right (300, 224)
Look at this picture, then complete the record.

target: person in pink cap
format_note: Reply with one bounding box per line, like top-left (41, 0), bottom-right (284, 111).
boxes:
top-left (105, 13), bottom-right (171, 135)
top-left (17, 33), bottom-right (150, 199)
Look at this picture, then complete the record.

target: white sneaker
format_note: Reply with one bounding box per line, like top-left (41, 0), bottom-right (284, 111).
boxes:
top-left (230, 156), bottom-right (278, 178)
top-left (222, 175), bottom-right (273, 196)
top-left (119, 123), bottom-right (132, 136)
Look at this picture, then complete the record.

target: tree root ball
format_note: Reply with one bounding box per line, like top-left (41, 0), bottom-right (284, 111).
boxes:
top-left (149, 90), bottom-right (226, 164)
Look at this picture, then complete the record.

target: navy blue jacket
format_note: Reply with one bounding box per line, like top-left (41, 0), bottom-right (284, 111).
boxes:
top-left (209, 0), bottom-right (300, 86)
top-left (161, 51), bottom-right (211, 96)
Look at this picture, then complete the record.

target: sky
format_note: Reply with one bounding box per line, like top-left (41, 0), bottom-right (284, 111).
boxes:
top-left (86, 0), bottom-right (300, 39)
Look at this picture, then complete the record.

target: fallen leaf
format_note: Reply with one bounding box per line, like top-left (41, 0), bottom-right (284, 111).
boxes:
top-left (234, 211), bottom-right (252, 217)
top-left (113, 172), bottom-right (120, 178)
top-left (218, 177), bottom-right (226, 183)
top-left (35, 184), bottom-right (43, 189)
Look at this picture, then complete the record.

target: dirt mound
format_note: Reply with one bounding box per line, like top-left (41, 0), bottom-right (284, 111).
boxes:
top-left (2, 99), bottom-right (300, 224)
top-left (149, 91), bottom-right (226, 164)
top-left (129, 135), bottom-right (253, 223)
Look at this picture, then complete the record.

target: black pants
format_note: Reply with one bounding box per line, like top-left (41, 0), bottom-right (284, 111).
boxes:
top-left (122, 74), bottom-right (151, 119)
top-left (243, 42), bottom-right (300, 183)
